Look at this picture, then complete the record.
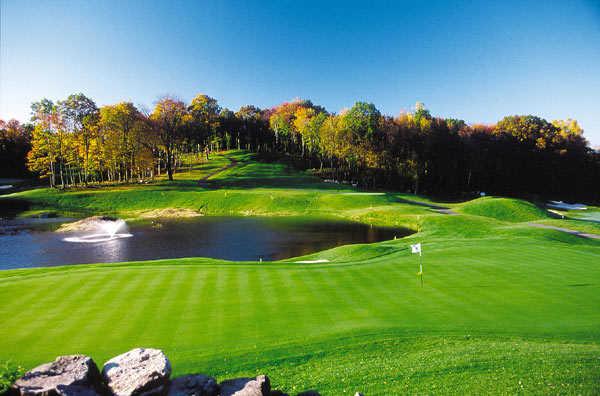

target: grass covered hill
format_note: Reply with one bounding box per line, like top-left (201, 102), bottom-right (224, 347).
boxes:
top-left (1, 151), bottom-right (599, 395)
top-left (457, 196), bottom-right (549, 222)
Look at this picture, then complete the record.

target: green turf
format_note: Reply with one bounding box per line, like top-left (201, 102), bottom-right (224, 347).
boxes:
top-left (1, 151), bottom-right (599, 395)
top-left (5, 152), bottom-right (432, 224)
top-left (0, 362), bottom-right (25, 394)
top-left (457, 196), bottom-right (550, 223)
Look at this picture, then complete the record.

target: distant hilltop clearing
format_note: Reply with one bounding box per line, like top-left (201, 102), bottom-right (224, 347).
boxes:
top-left (1, 95), bottom-right (598, 202)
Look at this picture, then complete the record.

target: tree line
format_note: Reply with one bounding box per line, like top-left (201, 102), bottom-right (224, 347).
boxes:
top-left (1, 93), bottom-right (598, 202)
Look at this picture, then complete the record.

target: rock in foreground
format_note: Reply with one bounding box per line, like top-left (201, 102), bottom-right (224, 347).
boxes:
top-left (167, 374), bottom-right (218, 396)
top-left (102, 348), bottom-right (171, 396)
top-left (11, 355), bottom-right (102, 396)
top-left (219, 375), bottom-right (270, 396)
top-left (11, 349), bottom-right (339, 396)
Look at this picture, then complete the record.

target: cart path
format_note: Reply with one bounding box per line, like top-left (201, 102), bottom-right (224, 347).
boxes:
top-left (528, 223), bottom-right (600, 240)
top-left (197, 155), bottom-right (239, 187)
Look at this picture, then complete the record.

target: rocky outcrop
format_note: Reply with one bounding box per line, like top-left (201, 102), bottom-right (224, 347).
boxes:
top-left (101, 348), bottom-right (171, 396)
top-left (11, 355), bottom-right (103, 396)
top-left (11, 349), bottom-right (362, 396)
top-left (167, 374), bottom-right (218, 396)
top-left (219, 375), bottom-right (270, 396)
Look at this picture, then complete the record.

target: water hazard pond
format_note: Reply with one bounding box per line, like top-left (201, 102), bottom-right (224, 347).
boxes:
top-left (0, 216), bottom-right (412, 269)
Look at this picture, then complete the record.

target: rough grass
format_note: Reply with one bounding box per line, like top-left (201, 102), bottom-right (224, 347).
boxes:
top-left (0, 361), bottom-right (25, 394)
top-left (1, 151), bottom-right (599, 395)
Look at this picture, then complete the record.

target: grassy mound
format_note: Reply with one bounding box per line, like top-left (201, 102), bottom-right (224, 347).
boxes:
top-left (458, 197), bottom-right (549, 222)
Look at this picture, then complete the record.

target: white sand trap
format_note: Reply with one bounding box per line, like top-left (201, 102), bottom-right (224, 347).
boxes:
top-left (295, 259), bottom-right (330, 263)
top-left (340, 192), bottom-right (385, 196)
top-left (547, 201), bottom-right (587, 210)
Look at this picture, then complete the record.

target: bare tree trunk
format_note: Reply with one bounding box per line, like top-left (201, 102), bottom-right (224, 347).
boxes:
top-left (59, 162), bottom-right (65, 189)
top-left (84, 138), bottom-right (89, 186)
top-left (166, 148), bottom-right (174, 181)
top-left (467, 168), bottom-right (472, 189)
top-left (50, 161), bottom-right (55, 188)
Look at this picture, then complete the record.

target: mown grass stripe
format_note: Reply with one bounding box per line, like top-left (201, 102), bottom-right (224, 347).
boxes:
top-left (2, 152), bottom-right (600, 393)
top-left (116, 268), bottom-right (174, 347)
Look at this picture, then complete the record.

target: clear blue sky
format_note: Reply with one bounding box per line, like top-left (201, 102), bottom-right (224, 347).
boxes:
top-left (1, 0), bottom-right (599, 144)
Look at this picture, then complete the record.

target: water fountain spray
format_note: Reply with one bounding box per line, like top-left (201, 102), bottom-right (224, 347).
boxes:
top-left (63, 218), bottom-right (133, 243)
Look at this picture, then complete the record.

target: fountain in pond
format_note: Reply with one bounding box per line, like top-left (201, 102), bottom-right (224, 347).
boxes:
top-left (63, 218), bottom-right (133, 243)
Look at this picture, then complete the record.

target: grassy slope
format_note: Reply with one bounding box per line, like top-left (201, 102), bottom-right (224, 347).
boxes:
top-left (1, 151), bottom-right (599, 395)
top-left (457, 196), bottom-right (549, 222)
top-left (8, 152), bottom-right (431, 229)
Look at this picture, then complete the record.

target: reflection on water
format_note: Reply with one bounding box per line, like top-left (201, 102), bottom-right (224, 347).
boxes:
top-left (0, 216), bottom-right (412, 269)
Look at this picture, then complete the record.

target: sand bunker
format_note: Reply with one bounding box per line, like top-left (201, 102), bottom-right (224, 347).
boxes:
top-left (138, 208), bottom-right (202, 219)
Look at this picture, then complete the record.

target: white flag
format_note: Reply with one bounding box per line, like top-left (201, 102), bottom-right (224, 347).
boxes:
top-left (411, 243), bottom-right (422, 255)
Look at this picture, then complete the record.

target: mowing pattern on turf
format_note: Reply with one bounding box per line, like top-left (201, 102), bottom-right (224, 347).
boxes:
top-left (1, 152), bottom-right (599, 394)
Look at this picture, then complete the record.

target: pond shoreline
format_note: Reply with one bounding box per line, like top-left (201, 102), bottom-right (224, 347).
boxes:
top-left (0, 214), bottom-right (413, 270)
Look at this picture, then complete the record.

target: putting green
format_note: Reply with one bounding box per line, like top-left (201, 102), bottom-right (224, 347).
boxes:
top-left (1, 152), bottom-right (599, 394)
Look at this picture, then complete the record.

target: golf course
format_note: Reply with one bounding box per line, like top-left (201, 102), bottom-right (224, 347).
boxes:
top-left (1, 151), bottom-right (599, 394)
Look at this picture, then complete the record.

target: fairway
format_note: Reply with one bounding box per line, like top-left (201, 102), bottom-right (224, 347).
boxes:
top-left (1, 152), bottom-right (600, 394)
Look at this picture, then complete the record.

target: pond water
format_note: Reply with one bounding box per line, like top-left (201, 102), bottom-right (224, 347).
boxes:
top-left (0, 216), bottom-right (411, 269)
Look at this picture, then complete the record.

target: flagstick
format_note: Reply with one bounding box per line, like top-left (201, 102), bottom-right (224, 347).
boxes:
top-left (411, 242), bottom-right (424, 288)
top-left (419, 252), bottom-right (423, 288)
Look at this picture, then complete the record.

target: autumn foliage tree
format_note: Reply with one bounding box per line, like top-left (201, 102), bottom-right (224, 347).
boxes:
top-left (59, 93), bottom-right (98, 184)
top-left (17, 92), bottom-right (599, 202)
top-left (150, 97), bottom-right (189, 181)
